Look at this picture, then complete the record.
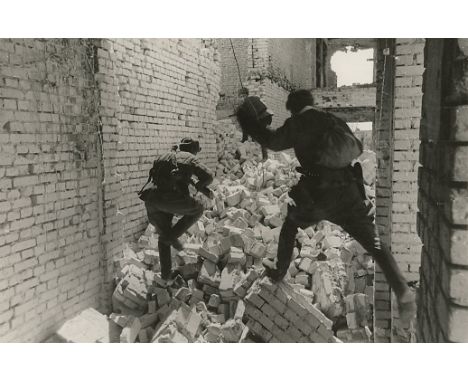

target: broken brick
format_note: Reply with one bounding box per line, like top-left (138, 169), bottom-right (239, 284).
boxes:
top-left (175, 287), bottom-right (191, 302)
top-left (208, 294), bottom-right (221, 309)
top-left (120, 317), bottom-right (142, 343)
top-left (198, 246), bottom-right (220, 264)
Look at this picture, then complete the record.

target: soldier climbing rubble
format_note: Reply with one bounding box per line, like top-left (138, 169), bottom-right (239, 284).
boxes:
top-left (235, 90), bottom-right (417, 325)
top-left (138, 138), bottom-right (214, 284)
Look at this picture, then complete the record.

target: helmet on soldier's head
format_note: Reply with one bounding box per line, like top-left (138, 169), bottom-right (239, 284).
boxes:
top-left (175, 138), bottom-right (201, 154)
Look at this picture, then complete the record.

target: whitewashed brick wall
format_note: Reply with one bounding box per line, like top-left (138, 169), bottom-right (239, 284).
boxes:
top-left (374, 38), bottom-right (424, 343)
top-left (0, 39), bottom-right (102, 342)
top-left (0, 38), bottom-right (220, 342)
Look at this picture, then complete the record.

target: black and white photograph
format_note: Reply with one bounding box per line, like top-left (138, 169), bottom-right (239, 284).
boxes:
top-left (0, 1), bottom-right (467, 380)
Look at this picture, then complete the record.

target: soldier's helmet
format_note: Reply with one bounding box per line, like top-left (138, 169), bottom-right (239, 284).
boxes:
top-left (176, 137), bottom-right (201, 154)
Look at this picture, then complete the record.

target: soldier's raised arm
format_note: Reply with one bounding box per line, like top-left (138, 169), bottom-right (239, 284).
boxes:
top-left (252, 117), bottom-right (296, 152)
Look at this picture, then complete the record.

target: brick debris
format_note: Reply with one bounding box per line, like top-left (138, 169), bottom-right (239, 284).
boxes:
top-left (51, 126), bottom-right (377, 343)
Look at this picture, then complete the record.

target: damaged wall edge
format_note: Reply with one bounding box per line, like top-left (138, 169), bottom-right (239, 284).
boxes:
top-left (90, 39), bottom-right (112, 314)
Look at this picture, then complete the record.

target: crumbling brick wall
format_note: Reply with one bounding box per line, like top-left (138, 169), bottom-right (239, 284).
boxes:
top-left (268, 39), bottom-right (314, 90)
top-left (216, 39), bottom-right (316, 160)
top-left (0, 39), bottom-right (102, 342)
top-left (313, 86), bottom-right (377, 108)
top-left (217, 38), bottom-right (315, 124)
top-left (418, 39), bottom-right (468, 342)
top-left (252, 39), bottom-right (314, 122)
top-left (313, 85), bottom-right (377, 123)
top-left (0, 38), bottom-right (220, 342)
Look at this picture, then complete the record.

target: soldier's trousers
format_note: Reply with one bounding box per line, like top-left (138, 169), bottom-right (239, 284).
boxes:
top-left (144, 191), bottom-right (204, 279)
top-left (280, 179), bottom-right (408, 298)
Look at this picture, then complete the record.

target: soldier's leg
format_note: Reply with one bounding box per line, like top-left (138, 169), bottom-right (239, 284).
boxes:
top-left (158, 240), bottom-right (172, 280)
top-left (144, 202), bottom-right (173, 279)
top-left (336, 183), bottom-right (415, 322)
top-left (159, 196), bottom-right (204, 239)
top-left (265, 216), bottom-right (298, 281)
top-left (341, 217), bottom-right (409, 298)
top-left (265, 183), bottom-right (330, 282)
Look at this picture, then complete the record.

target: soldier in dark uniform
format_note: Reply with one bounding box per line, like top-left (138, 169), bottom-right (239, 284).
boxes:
top-left (236, 90), bottom-right (416, 323)
top-left (139, 138), bottom-right (213, 282)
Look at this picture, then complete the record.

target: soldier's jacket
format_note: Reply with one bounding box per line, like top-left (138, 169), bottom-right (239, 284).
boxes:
top-left (244, 107), bottom-right (363, 172)
top-left (150, 151), bottom-right (213, 196)
top-left (241, 107), bottom-right (367, 205)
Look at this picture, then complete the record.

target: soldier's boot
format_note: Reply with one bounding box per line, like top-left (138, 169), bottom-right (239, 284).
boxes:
top-left (397, 290), bottom-right (417, 326)
top-left (374, 246), bottom-right (417, 325)
top-left (158, 239), bottom-right (173, 280)
top-left (264, 218), bottom-right (298, 283)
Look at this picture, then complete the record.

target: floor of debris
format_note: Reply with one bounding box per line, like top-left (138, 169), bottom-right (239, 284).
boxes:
top-left (48, 138), bottom-right (378, 343)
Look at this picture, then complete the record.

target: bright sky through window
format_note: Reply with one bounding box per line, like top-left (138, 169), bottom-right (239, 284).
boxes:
top-left (348, 121), bottom-right (372, 132)
top-left (331, 47), bottom-right (374, 87)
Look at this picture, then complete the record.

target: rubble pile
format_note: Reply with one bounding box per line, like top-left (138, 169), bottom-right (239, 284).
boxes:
top-left (215, 119), bottom-right (264, 178)
top-left (51, 135), bottom-right (377, 343)
top-left (243, 277), bottom-right (337, 343)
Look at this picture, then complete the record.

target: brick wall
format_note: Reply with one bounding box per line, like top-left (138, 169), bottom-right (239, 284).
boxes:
top-left (391, 39), bottom-right (424, 284)
top-left (418, 39), bottom-right (468, 342)
top-left (268, 39), bottom-right (314, 89)
top-left (373, 38), bottom-right (396, 342)
top-left (313, 86), bottom-right (377, 108)
top-left (251, 38), bottom-right (270, 74)
top-left (313, 85), bottom-right (376, 123)
top-left (0, 39), bottom-right (102, 342)
top-left (390, 39), bottom-right (424, 342)
top-left (374, 38), bottom-right (425, 343)
top-left (221, 39), bottom-right (316, 160)
top-left (97, 39), bottom-right (220, 244)
top-left (247, 39), bottom-right (316, 130)
top-left (373, 38), bottom-right (425, 342)
top-left (217, 38), bottom-right (251, 110)
top-left (217, 38), bottom-right (315, 121)
top-left (0, 38), bottom-right (220, 342)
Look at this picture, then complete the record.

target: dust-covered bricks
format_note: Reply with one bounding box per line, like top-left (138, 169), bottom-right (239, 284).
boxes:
top-left (244, 277), bottom-right (336, 343)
